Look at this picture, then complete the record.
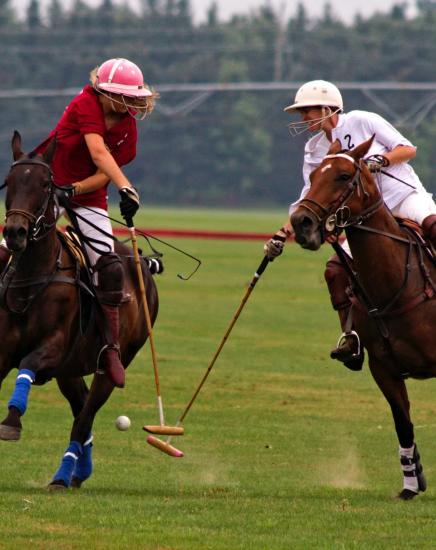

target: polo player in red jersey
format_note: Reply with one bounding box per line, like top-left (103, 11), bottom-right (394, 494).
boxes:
top-left (0, 58), bottom-right (158, 388)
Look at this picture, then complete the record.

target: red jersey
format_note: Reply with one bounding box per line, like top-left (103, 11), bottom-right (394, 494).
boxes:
top-left (34, 85), bottom-right (137, 210)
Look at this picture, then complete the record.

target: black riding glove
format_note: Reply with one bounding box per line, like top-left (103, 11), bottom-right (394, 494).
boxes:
top-left (119, 187), bottom-right (140, 221)
top-left (54, 185), bottom-right (75, 206)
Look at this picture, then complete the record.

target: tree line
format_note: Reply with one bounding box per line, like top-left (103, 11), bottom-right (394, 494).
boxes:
top-left (0, 0), bottom-right (435, 207)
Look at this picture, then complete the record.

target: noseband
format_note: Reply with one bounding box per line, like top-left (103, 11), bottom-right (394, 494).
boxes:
top-left (298, 153), bottom-right (384, 236)
top-left (5, 158), bottom-right (56, 241)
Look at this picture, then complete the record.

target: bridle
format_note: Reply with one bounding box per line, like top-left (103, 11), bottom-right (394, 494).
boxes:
top-left (4, 157), bottom-right (57, 242)
top-left (297, 153), bottom-right (384, 239)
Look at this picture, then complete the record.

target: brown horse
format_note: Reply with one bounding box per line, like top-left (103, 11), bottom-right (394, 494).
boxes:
top-left (290, 136), bottom-right (436, 500)
top-left (0, 131), bottom-right (158, 488)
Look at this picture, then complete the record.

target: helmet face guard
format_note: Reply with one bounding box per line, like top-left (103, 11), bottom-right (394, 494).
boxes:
top-left (287, 106), bottom-right (341, 137)
top-left (95, 88), bottom-right (151, 120)
top-left (284, 80), bottom-right (343, 136)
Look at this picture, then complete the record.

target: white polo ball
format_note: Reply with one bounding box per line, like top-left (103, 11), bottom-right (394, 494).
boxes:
top-left (115, 415), bottom-right (131, 431)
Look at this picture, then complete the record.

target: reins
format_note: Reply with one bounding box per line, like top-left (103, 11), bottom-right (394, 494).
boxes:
top-left (313, 153), bottom-right (436, 378)
top-left (0, 157), bottom-right (77, 313)
top-left (298, 156), bottom-right (386, 239)
top-left (5, 158), bottom-right (57, 242)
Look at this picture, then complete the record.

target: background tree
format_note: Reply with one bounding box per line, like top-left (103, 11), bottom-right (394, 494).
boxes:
top-left (0, 0), bottom-right (434, 206)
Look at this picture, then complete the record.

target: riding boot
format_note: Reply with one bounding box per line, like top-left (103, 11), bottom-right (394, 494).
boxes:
top-left (95, 253), bottom-right (125, 388)
top-left (329, 308), bottom-right (364, 371)
top-left (99, 303), bottom-right (125, 388)
top-left (0, 245), bottom-right (11, 275)
top-left (422, 214), bottom-right (436, 253)
top-left (325, 255), bottom-right (364, 371)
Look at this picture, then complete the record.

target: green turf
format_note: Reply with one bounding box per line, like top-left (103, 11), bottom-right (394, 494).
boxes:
top-left (1, 207), bottom-right (436, 549)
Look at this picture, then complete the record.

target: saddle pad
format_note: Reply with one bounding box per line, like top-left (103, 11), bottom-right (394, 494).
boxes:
top-left (57, 226), bottom-right (87, 268)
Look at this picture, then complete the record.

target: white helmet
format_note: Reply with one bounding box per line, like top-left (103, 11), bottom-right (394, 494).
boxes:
top-left (284, 80), bottom-right (343, 113)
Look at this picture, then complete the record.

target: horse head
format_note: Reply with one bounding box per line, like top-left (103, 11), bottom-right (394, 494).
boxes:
top-left (291, 136), bottom-right (380, 250)
top-left (3, 131), bottom-right (57, 252)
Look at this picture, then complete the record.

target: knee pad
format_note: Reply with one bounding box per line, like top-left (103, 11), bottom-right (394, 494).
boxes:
top-left (94, 253), bottom-right (124, 293)
top-left (325, 256), bottom-right (351, 311)
top-left (422, 214), bottom-right (436, 241)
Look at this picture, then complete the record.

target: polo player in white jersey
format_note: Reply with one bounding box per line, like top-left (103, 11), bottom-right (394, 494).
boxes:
top-left (264, 80), bottom-right (436, 371)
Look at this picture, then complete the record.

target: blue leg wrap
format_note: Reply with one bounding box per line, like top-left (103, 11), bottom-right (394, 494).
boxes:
top-left (52, 441), bottom-right (83, 487)
top-left (73, 434), bottom-right (93, 482)
top-left (8, 369), bottom-right (35, 415)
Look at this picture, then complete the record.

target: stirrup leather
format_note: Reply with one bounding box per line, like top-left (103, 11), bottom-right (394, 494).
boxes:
top-left (336, 330), bottom-right (361, 358)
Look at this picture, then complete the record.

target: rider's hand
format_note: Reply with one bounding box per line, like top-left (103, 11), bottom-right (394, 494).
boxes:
top-left (365, 155), bottom-right (390, 172)
top-left (119, 187), bottom-right (140, 220)
top-left (264, 227), bottom-right (289, 260)
top-left (54, 185), bottom-right (76, 205)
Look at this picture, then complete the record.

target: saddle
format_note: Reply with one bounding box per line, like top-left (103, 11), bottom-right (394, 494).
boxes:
top-left (57, 226), bottom-right (87, 269)
top-left (396, 218), bottom-right (436, 263)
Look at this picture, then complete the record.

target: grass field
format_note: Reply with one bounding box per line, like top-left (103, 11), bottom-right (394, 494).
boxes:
top-left (1, 207), bottom-right (436, 549)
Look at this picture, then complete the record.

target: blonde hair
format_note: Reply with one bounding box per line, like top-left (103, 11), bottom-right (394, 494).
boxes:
top-left (89, 66), bottom-right (158, 116)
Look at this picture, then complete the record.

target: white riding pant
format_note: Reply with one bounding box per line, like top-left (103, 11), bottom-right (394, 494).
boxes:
top-left (73, 207), bottom-right (114, 266)
top-left (342, 191), bottom-right (436, 257)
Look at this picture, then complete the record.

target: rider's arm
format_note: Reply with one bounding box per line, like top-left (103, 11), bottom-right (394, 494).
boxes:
top-left (73, 169), bottom-right (110, 195)
top-left (84, 133), bottom-right (134, 191)
top-left (384, 144), bottom-right (416, 166)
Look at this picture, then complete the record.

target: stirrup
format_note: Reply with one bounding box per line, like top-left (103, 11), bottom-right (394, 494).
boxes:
top-left (335, 330), bottom-right (361, 358)
top-left (96, 344), bottom-right (125, 388)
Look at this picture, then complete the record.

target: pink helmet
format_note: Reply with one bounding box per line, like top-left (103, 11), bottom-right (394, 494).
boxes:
top-left (96, 58), bottom-right (152, 98)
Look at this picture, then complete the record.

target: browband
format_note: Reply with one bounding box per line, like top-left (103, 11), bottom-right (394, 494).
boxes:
top-left (324, 153), bottom-right (358, 167)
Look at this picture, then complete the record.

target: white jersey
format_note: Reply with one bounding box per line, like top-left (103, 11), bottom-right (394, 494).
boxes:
top-left (290, 110), bottom-right (426, 214)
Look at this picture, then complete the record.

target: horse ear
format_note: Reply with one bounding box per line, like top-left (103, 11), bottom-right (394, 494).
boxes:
top-left (42, 134), bottom-right (57, 165)
top-left (349, 134), bottom-right (375, 161)
top-left (327, 139), bottom-right (342, 155)
top-left (12, 130), bottom-right (24, 161)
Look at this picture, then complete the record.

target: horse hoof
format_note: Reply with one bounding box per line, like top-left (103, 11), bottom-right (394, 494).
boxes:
top-left (71, 477), bottom-right (83, 489)
top-left (397, 488), bottom-right (419, 500)
top-left (0, 424), bottom-right (21, 441)
top-left (47, 480), bottom-right (68, 491)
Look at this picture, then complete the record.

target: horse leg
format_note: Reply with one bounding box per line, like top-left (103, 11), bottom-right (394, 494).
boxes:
top-left (0, 369), bottom-right (35, 441)
top-left (369, 359), bottom-right (426, 500)
top-left (49, 373), bottom-right (115, 489)
top-left (48, 377), bottom-right (94, 490)
top-left (324, 255), bottom-right (364, 371)
top-left (0, 332), bottom-right (67, 441)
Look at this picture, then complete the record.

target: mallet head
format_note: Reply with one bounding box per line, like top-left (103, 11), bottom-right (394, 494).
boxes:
top-left (143, 425), bottom-right (184, 436)
top-left (147, 435), bottom-right (184, 458)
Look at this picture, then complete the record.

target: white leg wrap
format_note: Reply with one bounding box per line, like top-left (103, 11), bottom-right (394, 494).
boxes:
top-left (399, 445), bottom-right (419, 493)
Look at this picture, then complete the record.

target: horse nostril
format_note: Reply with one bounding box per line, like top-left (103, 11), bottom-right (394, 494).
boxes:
top-left (17, 227), bottom-right (27, 240)
top-left (301, 216), bottom-right (314, 229)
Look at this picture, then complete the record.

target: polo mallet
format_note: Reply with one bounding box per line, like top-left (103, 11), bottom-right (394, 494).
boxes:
top-left (146, 255), bottom-right (271, 457)
top-left (127, 218), bottom-right (183, 441)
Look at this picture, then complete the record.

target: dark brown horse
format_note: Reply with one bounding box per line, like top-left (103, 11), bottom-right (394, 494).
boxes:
top-left (291, 137), bottom-right (436, 500)
top-left (0, 131), bottom-right (158, 488)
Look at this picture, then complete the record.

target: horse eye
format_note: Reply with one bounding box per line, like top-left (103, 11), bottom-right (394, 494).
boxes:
top-left (336, 173), bottom-right (351, 182)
